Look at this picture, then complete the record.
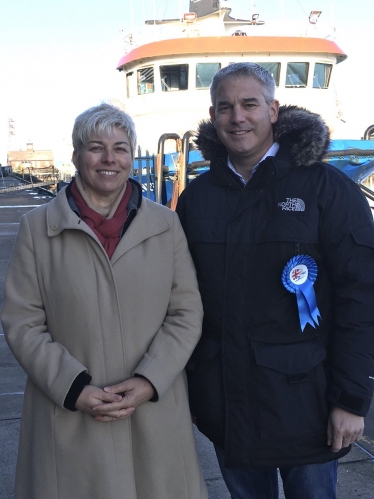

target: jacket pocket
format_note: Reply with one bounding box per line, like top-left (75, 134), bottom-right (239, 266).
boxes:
top-left (186, 337), bottom-right (225, 446)
top-left (351, 224), bottom-right (374, 249)
top-left (252, 338), bottom-right (328, 440)
top-left (254, 212), bottom-right (319, 244)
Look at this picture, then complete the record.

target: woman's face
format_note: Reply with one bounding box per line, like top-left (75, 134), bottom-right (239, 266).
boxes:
top-left (73, 128), bottom-right (133, 201)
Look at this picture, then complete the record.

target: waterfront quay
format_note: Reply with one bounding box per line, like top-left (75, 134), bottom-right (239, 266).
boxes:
top-left (0, 180), bottom-right (374, 498)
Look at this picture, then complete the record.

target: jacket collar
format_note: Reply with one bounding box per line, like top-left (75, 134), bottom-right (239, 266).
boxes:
top-left (46, 179), bottom-right (169, 260)
top-left (195, 105), bottom-right (330, 170)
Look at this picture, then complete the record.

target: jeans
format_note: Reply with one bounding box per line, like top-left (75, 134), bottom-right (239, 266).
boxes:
top-left (215, 445), bottom-right (338, 499)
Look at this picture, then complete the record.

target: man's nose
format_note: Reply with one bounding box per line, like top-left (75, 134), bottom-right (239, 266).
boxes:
top-left (231, 106), bottom-right (246, 124)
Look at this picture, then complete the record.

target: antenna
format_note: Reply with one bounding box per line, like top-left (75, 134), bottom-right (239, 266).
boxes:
top-left (330, 0), bottom-right (334, 28)
top-left (8, 118), bottom-right (15, 154)
top-left (250, 1), bottom-right (256, 18)
top-left (130, 0), bottom-right (134, 33)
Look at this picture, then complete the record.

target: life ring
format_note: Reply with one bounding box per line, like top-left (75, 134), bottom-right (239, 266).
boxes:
top-left (363, 124), bottom-right (374, 140)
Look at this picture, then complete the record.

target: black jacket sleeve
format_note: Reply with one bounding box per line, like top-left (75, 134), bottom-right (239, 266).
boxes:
top-left (319, 169), bottom-right (374, 416)
top-left (63, 371), bottom-right (92, 411)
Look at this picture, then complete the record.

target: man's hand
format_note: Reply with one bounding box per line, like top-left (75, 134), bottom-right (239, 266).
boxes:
top-left (327, 407), bottom-right (364, 452)
top-left (92, 376), bottom-right (155, 422)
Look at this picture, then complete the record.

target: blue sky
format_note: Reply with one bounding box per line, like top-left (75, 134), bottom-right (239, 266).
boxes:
top-left (0, 0), bottom-right (373, 165)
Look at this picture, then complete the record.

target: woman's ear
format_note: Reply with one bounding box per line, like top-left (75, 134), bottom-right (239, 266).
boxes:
top-left (72, 151), bottom-right (78, 169)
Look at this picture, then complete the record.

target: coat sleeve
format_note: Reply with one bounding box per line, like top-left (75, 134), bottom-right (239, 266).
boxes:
top-left (319, 171), bottom-right (374, 416)
top-left (1, 214), bottom-right (89, 408)
top-left (133, 211), bottom-right (203, 398)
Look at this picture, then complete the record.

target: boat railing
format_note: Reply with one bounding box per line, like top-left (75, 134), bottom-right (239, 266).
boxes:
top-left (0, 173), bottom-right (58, 195)
top-left (131, 146), bottom-right (156, 200)
top-left (324, 141), bottom-right (374, 198)
top-left (155, 133), bottom-right (182, 206)
top-left (130, 138), bottom-right (374, 209)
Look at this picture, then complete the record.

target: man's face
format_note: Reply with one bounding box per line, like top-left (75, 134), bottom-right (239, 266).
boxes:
top-left (209, 76), bottom-right (279, 164)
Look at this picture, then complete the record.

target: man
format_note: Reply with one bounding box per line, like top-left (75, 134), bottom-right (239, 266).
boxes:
top-left (176, 63), bottom-right (374, 499)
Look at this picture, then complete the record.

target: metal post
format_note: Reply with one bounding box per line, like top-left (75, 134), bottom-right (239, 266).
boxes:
top-left (155, 133), bottom-right (180, 204)
top-left (29, 166), bottom-right (34, 186)
top-left (146, 149), bottom-right (151, 199)
top-left (137, 145), bottom-right (143, 188)
top-left (181, 131), bottom-right (195, 196)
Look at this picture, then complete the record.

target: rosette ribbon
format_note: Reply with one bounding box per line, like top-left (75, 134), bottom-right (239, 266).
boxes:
top-left (282, 255), bottom-right (321, 332)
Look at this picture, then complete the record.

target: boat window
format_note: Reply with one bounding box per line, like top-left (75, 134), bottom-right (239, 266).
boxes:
top-left (160, 64), bottom-right (188, 92)
top-left (137, 67), bottom-right (154, 95)
top-left (196, 63), bottom-right (221, 89)
top-left (285, 63), bottom-right (309, 88)
top-left (257, 63), bottom-right (280, 86)
top-left (313, 63), bottom-right (332, 89)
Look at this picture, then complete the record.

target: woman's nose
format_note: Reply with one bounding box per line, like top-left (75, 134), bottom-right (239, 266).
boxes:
top-left (102, 150), bottom-right (115, 163)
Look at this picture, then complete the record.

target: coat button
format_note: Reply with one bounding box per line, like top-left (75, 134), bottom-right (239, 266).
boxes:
top-left (51, 224), bottom-right (58, 231)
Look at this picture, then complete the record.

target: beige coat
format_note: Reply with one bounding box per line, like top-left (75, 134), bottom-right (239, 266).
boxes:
top-left (1, 186), bottom-right (207, 499)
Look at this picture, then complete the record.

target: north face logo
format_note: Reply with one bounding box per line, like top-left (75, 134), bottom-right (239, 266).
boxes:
top-left (278, 198), bottom-right (305, 211)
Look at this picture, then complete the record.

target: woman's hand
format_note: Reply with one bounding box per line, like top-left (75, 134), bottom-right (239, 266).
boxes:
top-left (75, 385), bottom-right (135, 418)
top-left (92, 377), bottom-right (155, 422)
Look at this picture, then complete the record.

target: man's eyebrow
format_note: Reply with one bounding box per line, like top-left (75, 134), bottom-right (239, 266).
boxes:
top-left (242, 97), bottom-right (260, 104)
top-left (216, 100), bottom-right (230, 107)
top-left (216, 97), bottom-right (260, 106)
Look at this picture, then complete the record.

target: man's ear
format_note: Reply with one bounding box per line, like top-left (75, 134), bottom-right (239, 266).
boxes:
top-left (270, 100), bottom-right (280, 123)
top-left (209, 106), bottom-right (216, 123)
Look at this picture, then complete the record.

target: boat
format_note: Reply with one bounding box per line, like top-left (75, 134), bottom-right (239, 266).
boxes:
top-left (117, 0), bottom-right (347, 151)
top-left (115, 0), bottom-right (374, 206)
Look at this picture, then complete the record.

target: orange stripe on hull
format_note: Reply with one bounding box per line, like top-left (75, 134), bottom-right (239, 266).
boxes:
top-left (117, 36), bottom-right (347, 69)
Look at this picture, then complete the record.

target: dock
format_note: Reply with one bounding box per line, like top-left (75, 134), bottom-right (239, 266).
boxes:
top-left (0, 178), bottom-right (373, 498)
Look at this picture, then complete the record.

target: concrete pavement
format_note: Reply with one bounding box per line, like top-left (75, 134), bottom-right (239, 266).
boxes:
top-left (0, 182), bottom-right (373, 498)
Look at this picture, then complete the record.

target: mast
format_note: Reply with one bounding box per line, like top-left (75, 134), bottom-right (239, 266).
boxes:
top-left (189, 0), bottom-right (222, 17)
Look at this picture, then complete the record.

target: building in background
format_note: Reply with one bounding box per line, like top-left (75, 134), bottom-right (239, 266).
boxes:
top-left (7, 142), bottom-right (54, 175)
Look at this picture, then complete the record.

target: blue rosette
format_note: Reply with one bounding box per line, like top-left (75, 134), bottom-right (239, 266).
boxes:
top-left (282, 255), bottom-right (321, 332)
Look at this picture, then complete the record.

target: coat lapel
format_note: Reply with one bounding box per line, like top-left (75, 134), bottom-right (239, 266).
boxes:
top-left (111, 199), bottom-right (170, 263)
top-left (46, 188), bottom-right (170, 263)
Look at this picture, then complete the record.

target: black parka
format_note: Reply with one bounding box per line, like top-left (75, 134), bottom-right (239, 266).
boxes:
top-left (176, 106), bottom-right (374, 468)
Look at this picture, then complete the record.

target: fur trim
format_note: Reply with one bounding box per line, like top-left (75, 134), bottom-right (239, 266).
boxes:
top-left (194, 105), bottom-right (330, 168)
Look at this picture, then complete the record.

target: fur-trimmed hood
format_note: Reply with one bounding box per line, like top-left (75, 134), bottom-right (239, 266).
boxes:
top-left (194, 105), bottom-right (330, 168)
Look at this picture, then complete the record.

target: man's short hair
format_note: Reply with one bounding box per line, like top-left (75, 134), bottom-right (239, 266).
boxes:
top-left (72, 103), bottom-right (137, 159)
top-left (210, 62), bottom-right (276, 107)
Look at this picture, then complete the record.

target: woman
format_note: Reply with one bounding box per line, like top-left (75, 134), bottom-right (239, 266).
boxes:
top-left (1, 103), bottom-right (207, 499)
